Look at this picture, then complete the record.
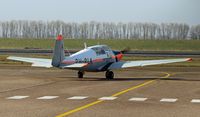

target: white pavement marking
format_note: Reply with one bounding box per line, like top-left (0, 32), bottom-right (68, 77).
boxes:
top-left (129, 97), bottom-right (147, 101)
top-left (98, 96), bottom-right (118, 100)
top-left (160, 98), bottom-right (177, 103)
top-left (67, 96), bottom-right (88, 100)
top-left (191, 99), bottom-right (200, 103)
top-left (37, 96), bottom-right (59, 100)
top-left (7, 96), bottom-right (29, 100)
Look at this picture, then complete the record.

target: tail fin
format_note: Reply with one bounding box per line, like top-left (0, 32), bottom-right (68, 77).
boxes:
top-left (52, 35), bottom-right (65, 67)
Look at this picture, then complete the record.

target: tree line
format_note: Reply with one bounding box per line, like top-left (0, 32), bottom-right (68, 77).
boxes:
top-left (0, 20), bottom-right (199, 40)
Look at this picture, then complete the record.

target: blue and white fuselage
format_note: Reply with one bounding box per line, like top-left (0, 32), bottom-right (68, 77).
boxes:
top-left (60, 45), bottom-right (117, 72)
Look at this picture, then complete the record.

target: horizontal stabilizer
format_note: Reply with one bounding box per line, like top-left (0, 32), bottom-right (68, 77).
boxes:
top-left (62, 63), bottom-right (88, 69)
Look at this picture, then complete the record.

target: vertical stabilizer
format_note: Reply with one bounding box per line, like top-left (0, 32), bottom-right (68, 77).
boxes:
top-left (52, 35), bottom-right (65, 67)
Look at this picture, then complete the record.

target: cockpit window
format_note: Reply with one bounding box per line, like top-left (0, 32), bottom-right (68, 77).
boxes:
top-left (102, 46), bottom-right (111, 51)
top-left (92, 47), bottom-right (106, 56)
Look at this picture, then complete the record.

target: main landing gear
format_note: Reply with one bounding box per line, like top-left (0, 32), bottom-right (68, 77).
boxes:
top-left (105, 70), bottom-right (114, 79)
top-left (78, 71), bottom-right (84, 78)
top-left (77, 71), bottom-right (114, 79)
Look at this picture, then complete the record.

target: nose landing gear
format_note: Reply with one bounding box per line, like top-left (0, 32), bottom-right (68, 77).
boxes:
top-left (105, 70), bottom-right (114, 79)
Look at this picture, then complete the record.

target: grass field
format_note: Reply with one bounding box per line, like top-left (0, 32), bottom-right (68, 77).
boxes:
top-left (0, 38), bottom-right (200, 51)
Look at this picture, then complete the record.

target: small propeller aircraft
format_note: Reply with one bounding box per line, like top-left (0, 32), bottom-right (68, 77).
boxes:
top-left (7, 35), bottom-right (192, 79)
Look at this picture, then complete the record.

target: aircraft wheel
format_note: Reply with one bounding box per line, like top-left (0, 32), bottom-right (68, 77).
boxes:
top-left (106, 71), bottom-right (114, 79)
top-left (78, 71), bottom-right (84, 78)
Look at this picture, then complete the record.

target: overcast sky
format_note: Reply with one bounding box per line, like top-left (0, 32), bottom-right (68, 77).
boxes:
top-left (0, 0), bottom-right (199, 25)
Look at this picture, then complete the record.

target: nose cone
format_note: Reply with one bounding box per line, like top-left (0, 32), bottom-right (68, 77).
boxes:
top-left (113, 51), bottom-right (123, 61)
top-left (116, 52), bottom-right (123, 61)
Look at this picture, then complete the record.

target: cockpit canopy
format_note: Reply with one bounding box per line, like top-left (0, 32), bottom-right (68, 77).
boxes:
top-left (90, 45), bottom-right (112, 56)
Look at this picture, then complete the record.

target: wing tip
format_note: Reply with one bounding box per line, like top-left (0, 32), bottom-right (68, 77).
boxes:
top-left (7, 56), bottom-right (14, 59)
top-left (187, 58), bottom-right (192, 62)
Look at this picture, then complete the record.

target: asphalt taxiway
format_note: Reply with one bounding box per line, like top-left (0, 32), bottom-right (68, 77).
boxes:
top-left (0, 65), bottom-right (200, 117)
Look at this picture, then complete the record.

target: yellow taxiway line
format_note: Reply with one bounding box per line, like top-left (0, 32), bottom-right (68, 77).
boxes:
top-left (55, 72), bottom-right (170, 117)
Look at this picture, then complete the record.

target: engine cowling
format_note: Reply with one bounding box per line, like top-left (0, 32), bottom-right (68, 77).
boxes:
top-left (112, 51), bottom-right (123, 62)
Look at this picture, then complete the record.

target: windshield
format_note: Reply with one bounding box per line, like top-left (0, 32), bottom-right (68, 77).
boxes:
top-left (102, 46), bottom-right (112, 52)
top-left (91, 47), bottom-right (106, 56)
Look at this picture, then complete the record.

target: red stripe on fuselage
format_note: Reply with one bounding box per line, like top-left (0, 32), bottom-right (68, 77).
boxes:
top-left (61, 60), bottom-right (75, 64)
top-left (92, 58), bottom-right (104, 63)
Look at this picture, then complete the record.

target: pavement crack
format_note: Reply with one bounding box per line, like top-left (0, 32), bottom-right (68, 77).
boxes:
top-left (0, 81), bottom-right (57, 93)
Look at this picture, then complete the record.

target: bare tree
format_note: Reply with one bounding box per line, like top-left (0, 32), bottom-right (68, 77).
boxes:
top-left (0, 20), bottom-right (197, 40)
top-left (190, 25), bottom-right (200, 40)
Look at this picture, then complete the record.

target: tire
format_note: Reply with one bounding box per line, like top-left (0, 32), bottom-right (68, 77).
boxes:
top-left (105, 71), bottom-right (114, 79)
top-left (78, 71), bottom-right (84, 78)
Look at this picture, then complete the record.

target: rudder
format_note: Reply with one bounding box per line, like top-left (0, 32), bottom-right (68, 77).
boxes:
top-left (52, 35), bottom-right (65, 67)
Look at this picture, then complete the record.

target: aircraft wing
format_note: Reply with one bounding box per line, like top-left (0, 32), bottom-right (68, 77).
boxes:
top-left (108, 58), bottom-right (192, 70)
top-left (7, 56), bottom-right (52, 68)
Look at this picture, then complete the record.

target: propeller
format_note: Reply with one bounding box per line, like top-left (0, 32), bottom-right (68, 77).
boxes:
top-left (120, 47), bottom-right (131, 54)
top-left (112, 47), bottom-right (131, 61)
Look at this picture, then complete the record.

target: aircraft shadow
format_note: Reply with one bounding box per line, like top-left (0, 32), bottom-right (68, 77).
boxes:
top-left (58, 76), bottom-right (200, 82)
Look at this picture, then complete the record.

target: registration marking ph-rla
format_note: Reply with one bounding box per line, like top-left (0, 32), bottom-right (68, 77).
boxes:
top-left (37, 96), bottom-right (59, 100)
top-left (7, 96), bottom-right (29, 100)
top-left (160, 98), bottom-right (177, 102)
top-left (129, 97), bottom-right (147, 101)
top-left (191, 99), bottom-right (200, 103)
top-left (67, 96), bottom-right (88, 100)
top-left (98, 96), bottom-right (118, 100)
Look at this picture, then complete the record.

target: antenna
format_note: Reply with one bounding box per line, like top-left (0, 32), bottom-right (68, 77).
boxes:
top-left (65, 47), bottom-right (71, 56)
top-left (84, 42), bottom-right (87, 49)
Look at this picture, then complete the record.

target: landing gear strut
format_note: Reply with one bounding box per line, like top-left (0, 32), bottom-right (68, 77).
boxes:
top-left (105, 70), bottom-right (114, 79)
top-left (78, 71), bottom-right (84, 78)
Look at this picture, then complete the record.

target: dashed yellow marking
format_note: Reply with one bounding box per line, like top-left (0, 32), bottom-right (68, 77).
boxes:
top-left (55, 72), bottom-right (170, 117)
